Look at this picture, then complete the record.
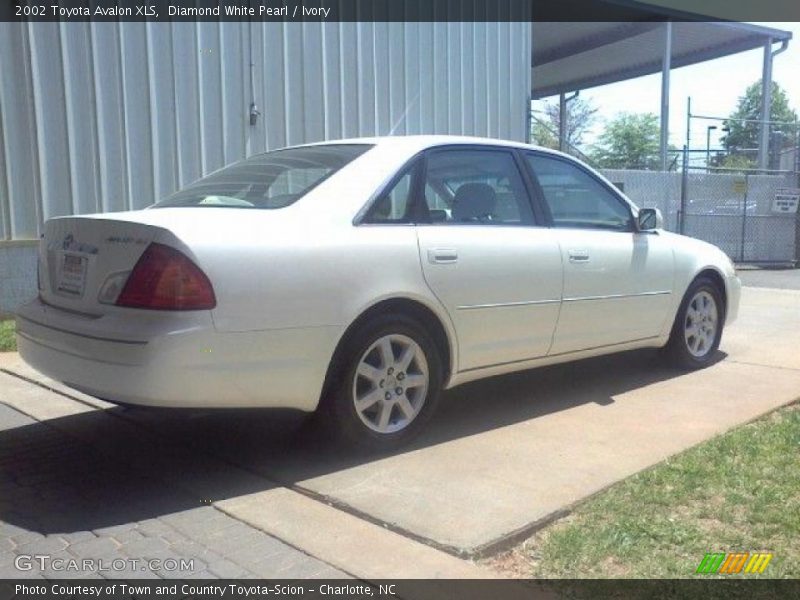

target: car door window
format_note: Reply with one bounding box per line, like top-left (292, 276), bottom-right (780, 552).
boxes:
top-left (526, 154), bottom-right (633, 231)
top-left (422, 149), bottom-right (534, 225)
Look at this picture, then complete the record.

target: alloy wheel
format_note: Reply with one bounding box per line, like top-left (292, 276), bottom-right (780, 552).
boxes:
top-left (683, 290), bottom-right (718, 358)
top-left (352, 334), bottom-right (429, 434)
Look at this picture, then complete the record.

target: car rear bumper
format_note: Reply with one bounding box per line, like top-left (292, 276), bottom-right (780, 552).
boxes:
top-left (15, 298), bottom-right (338, 411)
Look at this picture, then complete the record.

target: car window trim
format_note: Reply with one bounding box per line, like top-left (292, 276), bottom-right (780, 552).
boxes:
top-left (414, 144), bottom-right (542, 228)
top-left (522, 150), bottom-right (636, 233)
top-left (511, 148), bottom-right (549, 226)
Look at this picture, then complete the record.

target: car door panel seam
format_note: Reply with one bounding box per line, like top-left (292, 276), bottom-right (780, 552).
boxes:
top-left (456, 299), bottom-right (561, 310)
top-left (562, 290), bottom-right (672, 302)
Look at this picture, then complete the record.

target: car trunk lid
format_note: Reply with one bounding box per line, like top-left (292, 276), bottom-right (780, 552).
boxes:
top-left (40, 216), bottom-right (162, 315)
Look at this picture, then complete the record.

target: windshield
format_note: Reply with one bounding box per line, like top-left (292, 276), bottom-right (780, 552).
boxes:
top-left (154, 144), bottom-right (373, 209)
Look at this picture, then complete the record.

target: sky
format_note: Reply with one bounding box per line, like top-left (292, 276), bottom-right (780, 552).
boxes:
top-left (532, 22), bottom-right (800, 155)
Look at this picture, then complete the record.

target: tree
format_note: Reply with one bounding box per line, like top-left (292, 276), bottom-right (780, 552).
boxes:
top-left (718, 153), bottom-right (756, 173)
top-left (722, 80), bottom-right (798, 168)
top-left (590, 112), bottom-right (661, 170)
top-left (531, 97), bottom-right (598, 151)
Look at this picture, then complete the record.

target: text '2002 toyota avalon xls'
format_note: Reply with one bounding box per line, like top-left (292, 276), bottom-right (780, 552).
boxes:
top-left (16, 136), bottom-right (741, 449)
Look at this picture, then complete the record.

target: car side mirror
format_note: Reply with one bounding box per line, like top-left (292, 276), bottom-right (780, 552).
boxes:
top-left (637, 207), bottom-right (663, 231)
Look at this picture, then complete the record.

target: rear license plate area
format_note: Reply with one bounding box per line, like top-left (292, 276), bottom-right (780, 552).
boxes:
top-left (57, 253), bottom-right (88, 297)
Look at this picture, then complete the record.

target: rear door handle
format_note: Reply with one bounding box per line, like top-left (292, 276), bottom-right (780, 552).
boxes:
top-left (568, 250), bottom-right (590, 263)
top-left (428, 248), bottom-right (458, 264)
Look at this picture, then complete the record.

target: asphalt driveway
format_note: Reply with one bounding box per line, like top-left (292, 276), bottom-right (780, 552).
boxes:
top-left (736, 266), bottom-right (800, 290)
top-left (2, 273), bottom-right (799, 575)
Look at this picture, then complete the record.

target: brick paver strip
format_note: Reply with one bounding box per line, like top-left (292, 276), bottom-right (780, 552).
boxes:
top-left (0, 399), bottom-right (344, 579)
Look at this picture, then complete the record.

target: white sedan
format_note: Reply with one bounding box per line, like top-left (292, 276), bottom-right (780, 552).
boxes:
top-left (17, 136), bottom-right (741, 449)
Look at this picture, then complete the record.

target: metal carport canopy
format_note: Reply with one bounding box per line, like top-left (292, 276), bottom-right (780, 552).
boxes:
top-left (531, 21), bottom-right (793, 99)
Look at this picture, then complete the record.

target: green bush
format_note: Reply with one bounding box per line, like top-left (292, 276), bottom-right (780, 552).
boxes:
top-left (0, 320), bottom-right (16, 352)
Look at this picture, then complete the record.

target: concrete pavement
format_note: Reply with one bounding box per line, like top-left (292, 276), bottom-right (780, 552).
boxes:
top-left (223, 287), bottom-right (800, 555)
top-left (1, 281), bottom-right (799, 573)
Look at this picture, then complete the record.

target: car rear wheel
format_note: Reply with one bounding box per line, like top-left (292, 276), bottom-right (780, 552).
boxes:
top-left (663, 276), bottom-right (724, 370)
top-left (322, 314), bottom-right (442, 451)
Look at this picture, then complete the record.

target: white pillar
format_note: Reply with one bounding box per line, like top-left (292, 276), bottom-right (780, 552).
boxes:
top-left (660, 22), bottom-right (672, 171)
top-left (759, 39), bottom-right (773, 171)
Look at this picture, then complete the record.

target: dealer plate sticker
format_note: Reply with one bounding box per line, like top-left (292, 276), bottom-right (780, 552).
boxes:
top-left (57, 253), bottom-right (87, 297)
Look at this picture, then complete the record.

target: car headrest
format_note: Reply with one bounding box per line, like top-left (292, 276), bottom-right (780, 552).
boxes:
top-left (452, 183), bottom-right (496, 222)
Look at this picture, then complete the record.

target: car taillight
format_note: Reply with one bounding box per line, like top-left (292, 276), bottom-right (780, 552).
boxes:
top-left (116, 243), bottom-right (216, 310)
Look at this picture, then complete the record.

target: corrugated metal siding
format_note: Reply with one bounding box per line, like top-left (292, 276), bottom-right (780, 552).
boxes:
top-left (0, 19), bottom-right (532, 240)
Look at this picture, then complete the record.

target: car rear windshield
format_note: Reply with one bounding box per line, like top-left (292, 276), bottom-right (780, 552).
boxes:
top-left (154, 144), bottom-right (373, 209)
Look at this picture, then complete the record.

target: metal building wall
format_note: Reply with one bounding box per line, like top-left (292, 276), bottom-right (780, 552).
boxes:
top-left (0, 19), bottom-right (532, 241)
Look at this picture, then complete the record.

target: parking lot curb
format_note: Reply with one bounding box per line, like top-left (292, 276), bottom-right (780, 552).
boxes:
top-left (215, 489), bottom-right (497, 579)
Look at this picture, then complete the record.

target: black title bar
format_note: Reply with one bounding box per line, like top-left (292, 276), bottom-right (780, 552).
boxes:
top-left (3, 0), bottom-right (800, 23)
top-left (2, 579), bottom-right (800, 600)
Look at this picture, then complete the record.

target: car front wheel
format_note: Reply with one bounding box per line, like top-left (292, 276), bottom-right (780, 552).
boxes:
top-left (664, 276), bottom-right (725, 369)
top-left (323, 314), bottom-right (443, 451)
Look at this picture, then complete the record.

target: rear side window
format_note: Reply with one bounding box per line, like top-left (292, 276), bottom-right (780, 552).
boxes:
top-left (421, 149), bottom-right (534, 225)
top-left (155, 144), bottom-right (372, 209)
top-left (363, 167), bottom-right (416, 224)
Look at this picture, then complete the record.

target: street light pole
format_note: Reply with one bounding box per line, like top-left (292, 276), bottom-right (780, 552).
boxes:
top-left (706, 125), bottom-right (717, 172)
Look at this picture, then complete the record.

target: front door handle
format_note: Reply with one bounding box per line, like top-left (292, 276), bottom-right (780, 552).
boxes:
top-left (568, 250), bottom-right (590, 263)
top-left (428, 248), bottom-right (458, 264)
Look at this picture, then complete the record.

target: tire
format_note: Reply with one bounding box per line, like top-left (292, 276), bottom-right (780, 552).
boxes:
top-left (319, 314), bottom-right (443, 451)
top-left (663, 276), bottom-right (725, 370)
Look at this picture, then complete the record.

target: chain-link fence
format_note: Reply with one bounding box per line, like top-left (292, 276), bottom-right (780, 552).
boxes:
top-left (675, 109), bottom-right (799, 264)
top-left (681, 167), bottom-right (797, 264)
top-left (602, 165), bottom-right (799, 265)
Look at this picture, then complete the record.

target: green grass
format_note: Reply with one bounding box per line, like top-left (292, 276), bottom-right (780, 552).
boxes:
top-left (0, 319), bottom-right (16, 352)
top-left (487, 403), bottom-right (800, 579)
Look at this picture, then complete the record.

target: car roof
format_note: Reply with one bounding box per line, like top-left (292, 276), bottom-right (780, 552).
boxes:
top-left (297, 135), bottom-right (573, 159)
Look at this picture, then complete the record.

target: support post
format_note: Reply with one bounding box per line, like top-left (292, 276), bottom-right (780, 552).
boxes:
top-left (685, 96), bottom-right (692, 159)
top-left (660, 21), bottom-right (672, 171)
top-left (740, 174), bottom-right (749, 262)
top-left (679, 145), bottom-right (688, 234)
top-left (526, 94), bottom-right (532, 144)
top-left (558, 93), bottom-right (567, 152)
top-left (759, 39), bottom-right (773, 170)
top-left (795, 119), bottom-right (800, 176)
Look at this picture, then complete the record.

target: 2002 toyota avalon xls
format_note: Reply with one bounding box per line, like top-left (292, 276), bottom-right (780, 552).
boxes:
top-left (17, 136), bottom-right (741, 449)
